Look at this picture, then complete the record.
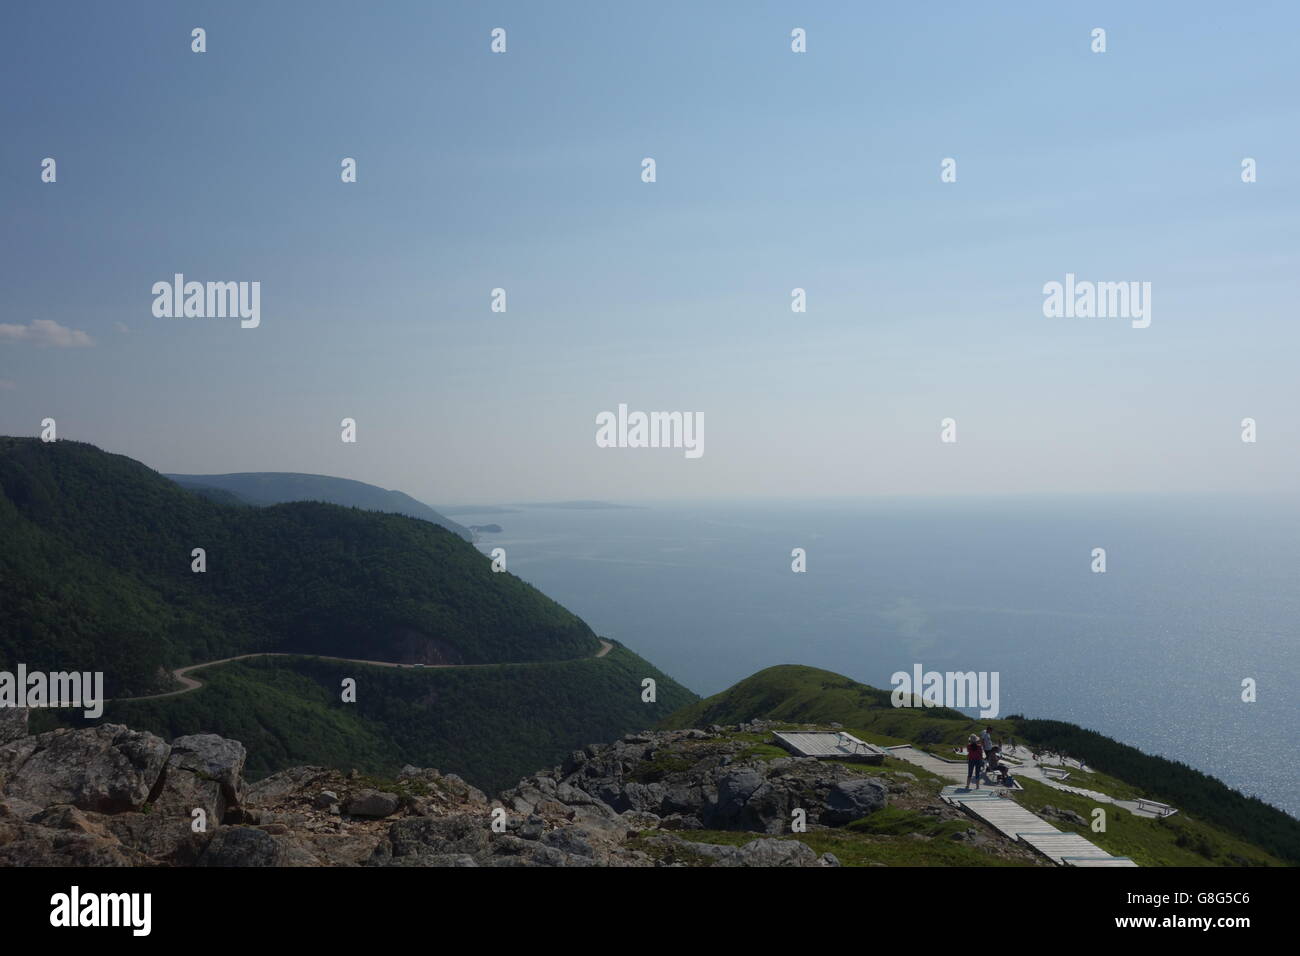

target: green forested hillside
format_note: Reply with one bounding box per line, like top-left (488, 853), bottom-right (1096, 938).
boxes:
top-left (661, 665), bottom-right (1300, 865)
top-left (166, 471), bottom-right (472, 540)
top-left (0, 438), bottom-right (599, 695)
top-left (37, 644), bottom-right (694, 794)
top-left (2, 437), bottom-right (698, 789)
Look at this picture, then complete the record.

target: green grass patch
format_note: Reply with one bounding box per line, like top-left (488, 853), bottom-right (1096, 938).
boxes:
top-left (1013, 778), bottom-right (1282, 867)
top-left (627, 751), bottom-right (700, 783)
top-left (845, 806), bottom-right (969, 839)
top-left (734, 742), bottom-right (791, 762)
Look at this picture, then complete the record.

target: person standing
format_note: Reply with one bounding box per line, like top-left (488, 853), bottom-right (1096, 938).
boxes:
top-left (965, 734), bottom-right (984, 790)
top-left (980, 728), bottom-right (995, 782)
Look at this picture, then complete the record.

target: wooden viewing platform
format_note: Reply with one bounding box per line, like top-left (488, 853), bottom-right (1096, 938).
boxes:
top-left (772, 730), bottom-right (887, 764)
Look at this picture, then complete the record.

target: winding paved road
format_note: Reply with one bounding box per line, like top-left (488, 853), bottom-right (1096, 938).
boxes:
top-left (113, 639), bottom-right (614, 703)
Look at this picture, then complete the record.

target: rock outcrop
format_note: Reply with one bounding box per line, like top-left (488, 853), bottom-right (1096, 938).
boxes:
top-left (504, 725), bottom-right (890, 836)
top-left (0, 718), bottom-right (1038, 867)
top-left (0, 707), bottom-right (27, 745)
top-left (0, 724), bottom-right (169, 813)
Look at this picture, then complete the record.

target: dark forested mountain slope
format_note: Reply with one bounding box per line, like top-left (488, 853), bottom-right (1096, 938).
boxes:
top-left (1, 439), bottom-right (595, 695)
top-left (166, 471), bottom-right (472, 540)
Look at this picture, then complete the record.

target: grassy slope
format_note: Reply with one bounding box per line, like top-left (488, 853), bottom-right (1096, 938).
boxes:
top-left (661, 663), bottom-right (994, 743)
top-left (1011, 777), bottom-right (1278, 867)
top-left (661, 665), bottom-right (1297, 866)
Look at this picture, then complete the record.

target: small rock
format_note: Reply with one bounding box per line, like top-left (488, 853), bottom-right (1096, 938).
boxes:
top-left (517, 816), bottom-right (545, 841)
top-left (344, 790), bottom-right (400, 818)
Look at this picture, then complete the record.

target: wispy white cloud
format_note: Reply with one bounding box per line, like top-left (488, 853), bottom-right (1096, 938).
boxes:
top-left (114, 322), bottom-right (129, 334)
top-left (0, 319), bottom-right (94, 348)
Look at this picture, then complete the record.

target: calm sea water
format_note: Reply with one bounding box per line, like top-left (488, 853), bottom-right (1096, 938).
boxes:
top-left (467, 496), bottom-right (1300, 818)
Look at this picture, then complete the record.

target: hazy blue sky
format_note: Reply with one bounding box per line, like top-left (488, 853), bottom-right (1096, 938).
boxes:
top-left (2, 2), bottom-right (1297, 504)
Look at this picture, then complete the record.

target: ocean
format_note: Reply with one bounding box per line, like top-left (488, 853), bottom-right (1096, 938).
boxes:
top-left (466, 496), bottom-right (1300, 818)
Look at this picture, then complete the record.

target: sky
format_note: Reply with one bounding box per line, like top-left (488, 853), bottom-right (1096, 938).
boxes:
top-left (2, 1), bottom-right (1297, 505)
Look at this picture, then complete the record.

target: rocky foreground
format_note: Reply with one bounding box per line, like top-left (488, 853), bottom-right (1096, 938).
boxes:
top-left (0, 711), bottom-right (1042, 866)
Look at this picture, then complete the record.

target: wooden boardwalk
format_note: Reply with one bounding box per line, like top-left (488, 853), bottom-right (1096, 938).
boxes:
top-left (888, 744), bottom-right (1143, 865)
top-left (1012, 830), bottom-right (1125, 865)
top-left (885, 745), bottom-right (980, 784)
top-left (999, 745), bottom-right (1175, 820)
top-left (942, 787), bottom-right (1046, 838)
top-left (1064, 855), bottom-right (1140, 867)
top-left (941, 786), bottom-right (1138, 867)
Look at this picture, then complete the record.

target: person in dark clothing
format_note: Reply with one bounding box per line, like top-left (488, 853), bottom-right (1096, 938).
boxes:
top-left (965, 734), bottom-right (984, 790)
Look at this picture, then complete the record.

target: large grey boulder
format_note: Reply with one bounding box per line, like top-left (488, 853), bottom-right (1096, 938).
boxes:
top-left (298, 831), bottom-right (389, 866)
top-left (541, 826), bottom-right (596, 858)
top-left (713, 768), bottom-right (764, 819)
top-left (708, 766), bottom-right (798, 830)
top-left (377, 814), bottom-right (490, 863)
top-left (736, 780), bottom-right (798, 834)
top-left (663, 781), bottom-right (707, 814)
top-left (246, 766), bottom-right (334, 805)
top-left (620, 781), bottom-right (667, 812)
top-left (481, 833), bottom-right (597, 867)
top-left (153, 733), bottom-right (247, 824)
top-left (196, 825), bottom-right (316, 866)
top-left (0, 815), bottom-right (151, 866)
top-left (822, 777), bottom-right (887, 825)
top-left (554, 780), bottom-right (602, 806)
top-left (100, 811), bottom-right (212, 866)
top-left (196, 826), bottom-right (275, 866)
top-left (689, 837), bottom-right (820, 867)
top-left (0, 725), bottom-right (169, 813)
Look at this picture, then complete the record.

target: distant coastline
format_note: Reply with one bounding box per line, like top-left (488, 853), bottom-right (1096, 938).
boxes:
top-left (445, 500), bottom-right (637, 514)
